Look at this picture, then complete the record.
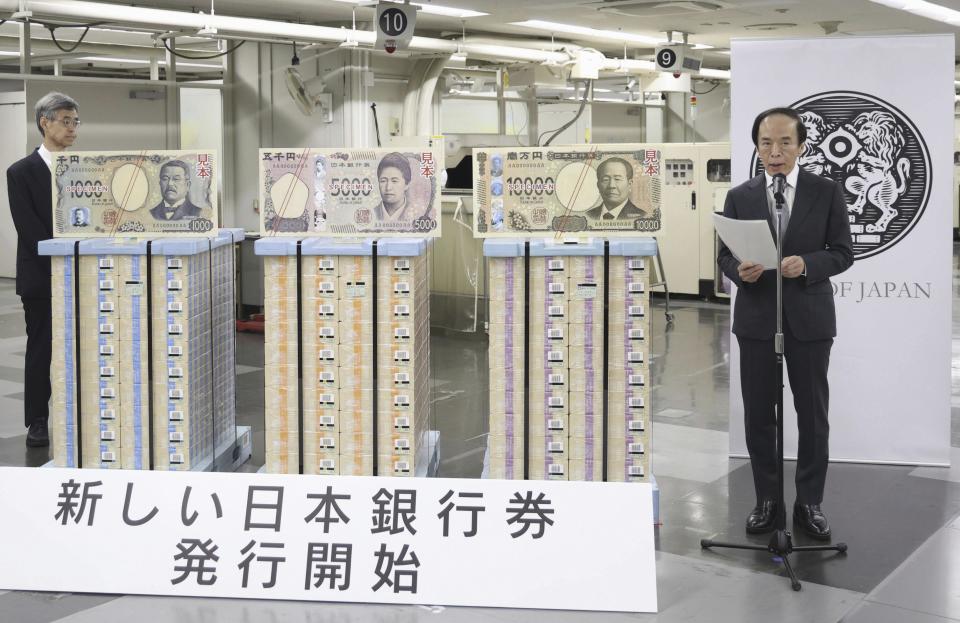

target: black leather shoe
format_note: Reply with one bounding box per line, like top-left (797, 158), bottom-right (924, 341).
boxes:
top-left (745, 500), bottom-right (778, 534)
top-left (794, 502), bottom-right (831, 540)
top-left (26, 420), bottom-right (49, 448)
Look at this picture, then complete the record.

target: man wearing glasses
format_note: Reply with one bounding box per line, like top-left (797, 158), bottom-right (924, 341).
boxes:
top-left (6, 91), bottom-right (80, 448)
top-left (717, 107), bottom-right (853, 540)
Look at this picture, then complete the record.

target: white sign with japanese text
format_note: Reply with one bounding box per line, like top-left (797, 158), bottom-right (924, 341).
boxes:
top-left (0, 467), bottom-right (657, 613)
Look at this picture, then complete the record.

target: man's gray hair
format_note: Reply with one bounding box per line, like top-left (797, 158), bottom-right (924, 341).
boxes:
top-left (35, 91), bottom-right (79, 137)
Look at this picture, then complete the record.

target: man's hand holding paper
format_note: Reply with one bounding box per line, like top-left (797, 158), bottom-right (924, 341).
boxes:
top-left (737, 261), bottom-right (765, 283)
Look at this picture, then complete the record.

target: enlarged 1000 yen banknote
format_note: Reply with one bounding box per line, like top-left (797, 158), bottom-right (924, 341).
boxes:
top-left (259, 145), bottom-right (442, 237)
top-left (53, 151), bottom-right (218, 237)
top-left (473, 145), bottom-right (663, 238)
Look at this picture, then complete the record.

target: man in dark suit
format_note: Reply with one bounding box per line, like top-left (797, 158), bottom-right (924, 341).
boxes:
top-left (150, 160), bottom-right (201, 221)
top-left (7, 91), bottom-right (80, 447)
top-left (718, 107), bottom-right (853, 540)
top-left (586, 157), bottom-right (648, 220)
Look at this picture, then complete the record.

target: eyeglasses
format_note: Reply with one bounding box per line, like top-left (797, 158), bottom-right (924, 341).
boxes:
top-left (52, 118), bottom-right (82, 130)
top-left (757, 141), bottom-right (796, 153)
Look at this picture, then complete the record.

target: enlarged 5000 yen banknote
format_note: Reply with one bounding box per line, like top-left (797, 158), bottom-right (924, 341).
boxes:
top-left (260, 147), bottom-right (442, 237)
top-left (473, 145), bottom-right (663, 237)
top-left (53, 151), bottom-right (217, 237)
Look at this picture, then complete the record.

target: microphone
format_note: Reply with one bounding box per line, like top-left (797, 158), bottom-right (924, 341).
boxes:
top-left (773, 173), bottom-right (786, 207)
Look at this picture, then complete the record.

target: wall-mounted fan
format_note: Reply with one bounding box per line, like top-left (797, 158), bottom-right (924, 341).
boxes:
top-left (285, 66), bottom-right (332, 121)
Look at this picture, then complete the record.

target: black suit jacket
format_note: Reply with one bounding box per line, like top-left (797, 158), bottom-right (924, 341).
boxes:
top-left (717, 170), bottom-right (853, 341)
top-left (150, 198), bottom-right (201, 221)
top-left (7, 149), bottom-right (52, 299)
top-left (585, 199), bottom-right (648, 220)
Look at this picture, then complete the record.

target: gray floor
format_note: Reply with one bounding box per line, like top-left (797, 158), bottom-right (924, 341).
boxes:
top-left (2, 246), bottom-right (960, 621)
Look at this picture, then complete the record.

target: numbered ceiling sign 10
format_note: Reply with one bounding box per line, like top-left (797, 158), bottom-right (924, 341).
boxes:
top-left (376, 1), bottom-right (417, 54)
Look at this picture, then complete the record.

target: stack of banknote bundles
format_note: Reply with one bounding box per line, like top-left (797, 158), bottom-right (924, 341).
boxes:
top-left (481, 238), bottom-right (655, 484)
top-left (150, 238), bottom-right (216, 471)
top-left (42, 234), bottom-right (241, 471)
top-left (566, 246), bottom-right (606, 482)
top-left (298, 241), bottom-right (341, 475)
top-left (257, 239), bottom-right (301, 474)
top-left (337, 249), bottom-right (377, 476)
top-left (76, 240), bottom-right (151, 469)
top-left (528, 246), bottom-right (572, 481)
top-left (297, 238), bottom-right (376, 476)
top-left (43, 239), bottom-right (81, 467)
top-left (257, 237), bottom-right (432, 476)
top-left (376, 239), bottom-right (431, 477)
top-left (484, 241), bottom-right (526, 480)
top-left (210, 229), bottom-right (243, 453)
top-left (608, 241), bottom-right (652, 482)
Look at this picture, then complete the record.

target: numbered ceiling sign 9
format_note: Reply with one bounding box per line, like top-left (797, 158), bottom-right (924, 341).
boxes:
top-left (376, 1), bottom-right (417, 54)
top-left (655, 47), bottom-right (678, 72)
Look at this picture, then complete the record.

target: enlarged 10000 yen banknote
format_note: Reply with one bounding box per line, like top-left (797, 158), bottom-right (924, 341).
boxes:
top-left (473, 145), bottom-right (663, 238)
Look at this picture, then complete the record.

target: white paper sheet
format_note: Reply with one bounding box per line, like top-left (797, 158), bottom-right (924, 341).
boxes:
top-left (712, 214), bottom-right (778, 269)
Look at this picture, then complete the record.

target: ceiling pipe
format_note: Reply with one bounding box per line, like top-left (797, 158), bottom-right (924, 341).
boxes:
top-left (439, 35), bottom-right (569, 53)
top-left (402, 58), bottom-right (431, 136)
top-left (0, 0), bottom-right (728, 79)
top-left (0, 0), bottom-right (566, 62)
top-left (417, 55), bottom-right (450, 136)
top-left (0, 36), bottom-right (168, 59)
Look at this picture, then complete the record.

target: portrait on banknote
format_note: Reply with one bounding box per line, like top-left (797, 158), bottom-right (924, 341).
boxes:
top-left (259, 146), bottom-right (442, 237)
top-left (473, 145), bottom-right (663, 238)
top-left (150, 159), bottom-right (204, 221)
top-left (53, 151), bottom-right (217, 237)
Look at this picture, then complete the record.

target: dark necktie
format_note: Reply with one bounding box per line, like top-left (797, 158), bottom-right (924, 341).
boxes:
top-left (602, 211), bottom-right (615, 220)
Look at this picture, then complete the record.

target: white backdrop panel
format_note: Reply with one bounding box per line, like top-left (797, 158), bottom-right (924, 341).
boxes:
top-left (729, 35), bottom-right (953, 466)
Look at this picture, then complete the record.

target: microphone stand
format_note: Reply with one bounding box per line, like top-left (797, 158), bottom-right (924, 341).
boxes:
top-left (700, 176), bottom-right (847, 591)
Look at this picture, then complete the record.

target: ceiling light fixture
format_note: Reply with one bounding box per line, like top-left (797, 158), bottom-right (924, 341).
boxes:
top-left (512, 20), bottom-right (714, 49)
top-left (699, 67), bottom-right (731, 79)
top-left (868, 0), bottom-right (960, 25)
top-left (79, 55), bottom-right (222, 70)
top-left (512, 20), bottom-right (662, 45)
top-left (330, 0), bottom-right (488, 19)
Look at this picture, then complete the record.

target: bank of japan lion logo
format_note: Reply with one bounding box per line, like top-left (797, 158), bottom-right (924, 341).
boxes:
top-left (752, 91), bottom-right (930, 259)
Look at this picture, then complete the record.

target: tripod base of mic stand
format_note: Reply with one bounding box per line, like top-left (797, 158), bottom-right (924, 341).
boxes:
top-left (700, 530), bottom-right (847, 591)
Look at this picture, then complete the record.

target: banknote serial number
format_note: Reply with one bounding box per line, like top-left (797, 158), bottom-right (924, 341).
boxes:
top-left (65, 180), bottom-right (108, 197)
top-left (329, 178), bottom-right (375, 196)
top-left (506, 177), bottom-right (556, 196)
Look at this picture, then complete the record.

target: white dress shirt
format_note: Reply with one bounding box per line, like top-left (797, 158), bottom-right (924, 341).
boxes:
top-left (38, 144), bottom-right (54, 171)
